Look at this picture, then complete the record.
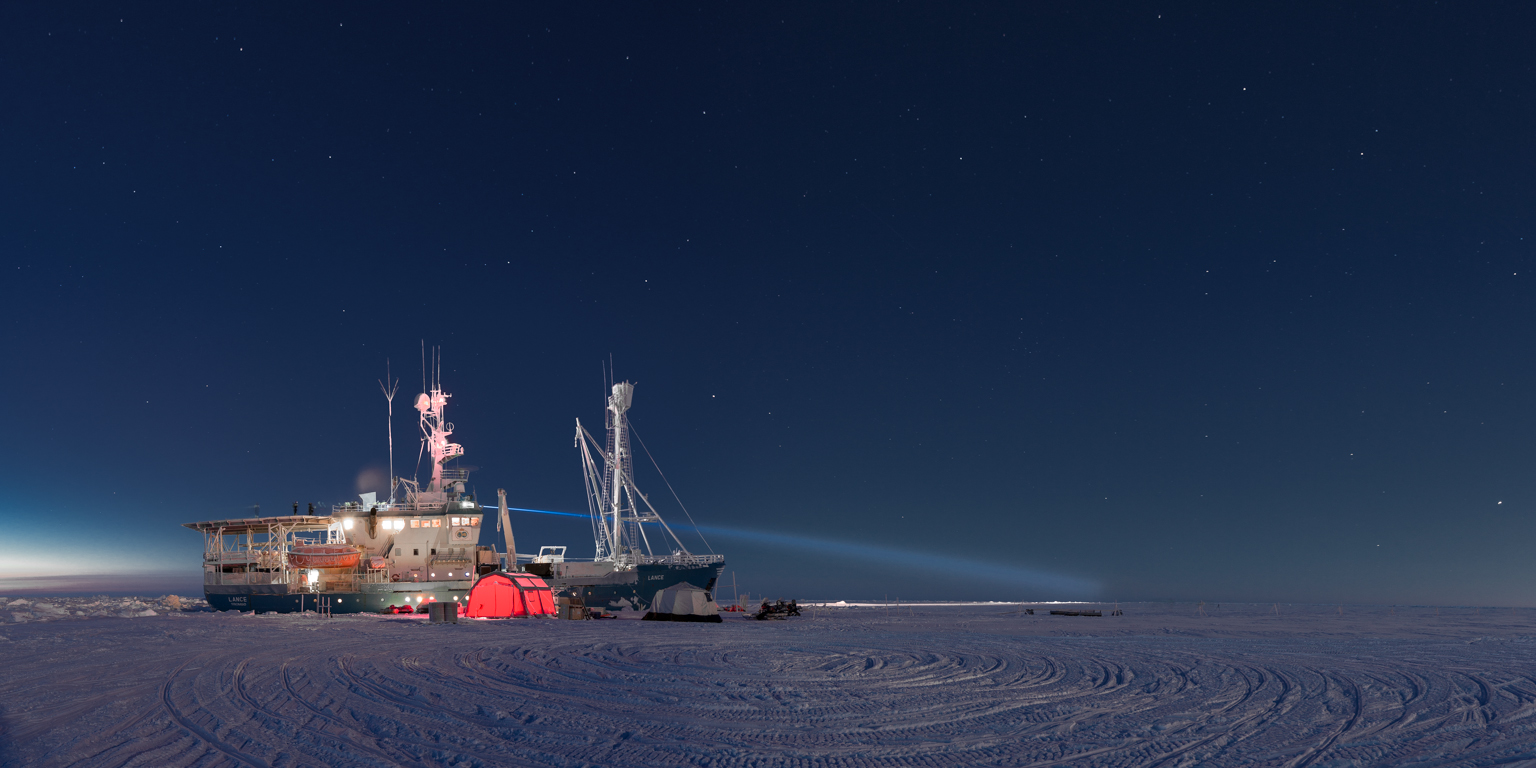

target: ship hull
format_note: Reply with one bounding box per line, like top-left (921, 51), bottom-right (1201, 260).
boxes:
top-left (205, 581), bottom-right (473, 614)
top-left (539, 561), bottom-right (725, 616)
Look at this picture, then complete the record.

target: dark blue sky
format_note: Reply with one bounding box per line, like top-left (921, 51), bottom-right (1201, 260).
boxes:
top-left (3, 3), bottom-right (1533, 603)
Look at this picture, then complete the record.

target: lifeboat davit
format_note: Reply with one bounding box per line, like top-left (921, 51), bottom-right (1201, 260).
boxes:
top-left (289, 545), bottom-right (360, 569)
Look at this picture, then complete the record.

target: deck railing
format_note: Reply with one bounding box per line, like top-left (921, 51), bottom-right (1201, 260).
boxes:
top-left (206, 568), bottom-right (393, 588)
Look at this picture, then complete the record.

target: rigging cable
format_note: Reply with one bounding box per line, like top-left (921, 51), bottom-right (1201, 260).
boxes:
top-left (626, 416), bottom-right (714, 555)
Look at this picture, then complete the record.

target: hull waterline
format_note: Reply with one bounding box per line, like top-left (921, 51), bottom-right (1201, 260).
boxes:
top-left (205, 580), bottom-right (473, 614)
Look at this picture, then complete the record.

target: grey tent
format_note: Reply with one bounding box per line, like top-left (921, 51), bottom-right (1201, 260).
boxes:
top-left (642, 582), bottom-right (722, 623)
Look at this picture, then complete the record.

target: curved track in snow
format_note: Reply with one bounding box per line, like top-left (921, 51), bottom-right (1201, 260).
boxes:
top-left (4, 605), bottom-right (1536, 766)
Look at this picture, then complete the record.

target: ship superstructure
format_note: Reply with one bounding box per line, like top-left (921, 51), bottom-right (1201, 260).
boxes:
top-left (186, 358), bottom-right (502, 614)
top-left (525, 381), bottom-right (725, 615)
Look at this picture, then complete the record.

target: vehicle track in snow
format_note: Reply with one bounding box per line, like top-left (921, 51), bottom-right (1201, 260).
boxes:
top-left (4, 605), bottom-right (1536, 767)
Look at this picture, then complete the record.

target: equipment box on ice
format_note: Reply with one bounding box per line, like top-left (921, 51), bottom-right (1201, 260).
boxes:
top-left (428, 601), bottom-right (458, 623)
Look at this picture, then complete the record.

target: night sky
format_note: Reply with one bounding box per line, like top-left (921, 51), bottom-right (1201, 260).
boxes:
top-left (4, 4), bottom-right (1534, 604)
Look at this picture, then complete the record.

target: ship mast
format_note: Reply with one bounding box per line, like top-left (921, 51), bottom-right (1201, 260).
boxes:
top-left (606, 382), bottom-right (634, 561)
top-left (576, 380), bottom-right (697, 566)
top-left (413, 346), bottom-right (463, 504)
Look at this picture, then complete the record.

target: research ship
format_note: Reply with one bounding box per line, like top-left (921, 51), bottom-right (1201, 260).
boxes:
top-left (186, 358), bottom-right (506, 614)
top-left (523, 380), bottom-right (726, 615)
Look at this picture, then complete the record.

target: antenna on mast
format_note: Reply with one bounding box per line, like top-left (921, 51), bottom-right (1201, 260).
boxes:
top-left (379, 359), bottom-right (399, 503)
top-left (415, 340), bottom-right (427, 484)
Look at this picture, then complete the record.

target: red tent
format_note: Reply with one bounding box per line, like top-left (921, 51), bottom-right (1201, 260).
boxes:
top-left (462, 571), bottom-right (556, 618)
top-left (514, 574), bottom-right (557, 615)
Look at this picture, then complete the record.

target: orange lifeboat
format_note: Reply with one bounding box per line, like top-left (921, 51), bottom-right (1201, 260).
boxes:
top-left (289, 545), bottom-right (360, 569)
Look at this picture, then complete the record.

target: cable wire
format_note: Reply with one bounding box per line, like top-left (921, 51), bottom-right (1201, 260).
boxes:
top-left (626, 416), bottom-right (714, 555)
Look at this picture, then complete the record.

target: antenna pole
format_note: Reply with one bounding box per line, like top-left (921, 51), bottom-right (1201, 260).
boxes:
top-left (379, 359), bottom-right (400, 503)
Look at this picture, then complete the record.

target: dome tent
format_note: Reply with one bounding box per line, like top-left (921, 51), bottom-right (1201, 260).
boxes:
top-left (642, 582), bottom-right (721, 623)
top-left (462, 572), bottom-right (556, 618)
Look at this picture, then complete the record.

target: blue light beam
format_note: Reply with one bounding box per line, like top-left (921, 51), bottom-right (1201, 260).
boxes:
top-left (506, 506), bottom-right (1098, 596)
top-left (694, 525), bottom-right (1099, 596)
top-left (506, 506), bottom-right (588, 519)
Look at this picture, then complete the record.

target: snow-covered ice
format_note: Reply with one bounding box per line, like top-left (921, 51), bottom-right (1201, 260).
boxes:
top-left (2, 594), bottom-right (198, 624)
top-left (3, 601), bottom-right (1535, 766)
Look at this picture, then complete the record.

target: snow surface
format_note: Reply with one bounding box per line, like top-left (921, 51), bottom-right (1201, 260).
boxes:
top-left (3, 601), bottom-right (1536, 766)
